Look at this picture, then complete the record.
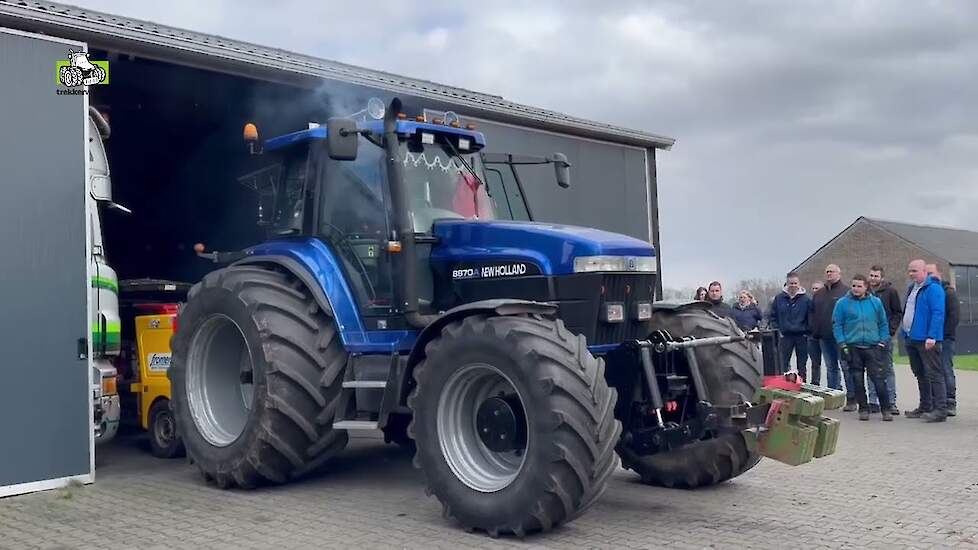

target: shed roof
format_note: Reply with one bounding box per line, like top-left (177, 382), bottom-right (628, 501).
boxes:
top-left (793, 216), bottom-right (978, 271)
top-left (0, 1), bottom-right (675, 149)
top-left (866, 217), bottom-right (978, 266)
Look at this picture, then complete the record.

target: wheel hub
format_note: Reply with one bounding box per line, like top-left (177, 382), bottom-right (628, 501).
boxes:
top-left (436, 363), bottom-right (529, 492)
top-left (476, 395), bottom-right (526, 452)
top-left (156, 412), bottom-right (175, 443)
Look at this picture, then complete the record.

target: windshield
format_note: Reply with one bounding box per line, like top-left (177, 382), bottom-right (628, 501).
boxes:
top-left (400, 142), bottom-right (495, 232)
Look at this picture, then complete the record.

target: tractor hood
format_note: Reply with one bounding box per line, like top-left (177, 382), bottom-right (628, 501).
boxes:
top-left (430, 219), bottom-right (655, 276)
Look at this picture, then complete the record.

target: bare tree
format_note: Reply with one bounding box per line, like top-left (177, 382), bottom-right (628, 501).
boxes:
top-left (660, 286), bottom-right (699, 301)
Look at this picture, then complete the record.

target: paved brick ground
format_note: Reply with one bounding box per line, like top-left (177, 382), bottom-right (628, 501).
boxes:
top-left (2, 366), bottom-right (977, 550)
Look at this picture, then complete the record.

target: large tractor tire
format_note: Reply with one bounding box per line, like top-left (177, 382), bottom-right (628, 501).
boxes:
top-left (408, 314), bottom-right (620, 537)
top-left (169, 265), bottom-right (348, 488)
top-left (617, 306), bottom-right (763, 488)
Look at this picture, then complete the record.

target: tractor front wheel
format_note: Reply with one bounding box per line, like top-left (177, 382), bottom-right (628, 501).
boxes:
top-left (616, 306), bottom-right (763, 488)
top-left (408, 314), bottom-right (620, 537)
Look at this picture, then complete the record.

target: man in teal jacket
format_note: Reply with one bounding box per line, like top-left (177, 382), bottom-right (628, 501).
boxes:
top-left (833, 274), bottom-right (892, 421)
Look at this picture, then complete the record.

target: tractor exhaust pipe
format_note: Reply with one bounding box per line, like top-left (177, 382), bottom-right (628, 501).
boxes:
top-left (383, 98), bottom-right (438, 328)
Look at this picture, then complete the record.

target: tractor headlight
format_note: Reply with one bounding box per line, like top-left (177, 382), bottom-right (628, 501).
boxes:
top-left (601, 303), bottom-right (625, 323)
top-left (634, 302), bottom-right (653, 321)
top-left (573, 255), bottom-right (657, 273)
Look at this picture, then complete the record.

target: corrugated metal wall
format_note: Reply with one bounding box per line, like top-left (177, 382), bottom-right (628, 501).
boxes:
top-left (0, 29), bottom-right (91, 495)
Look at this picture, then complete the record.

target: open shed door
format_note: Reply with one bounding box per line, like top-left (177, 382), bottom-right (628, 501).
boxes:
top-left (0, 28), bottom-right (92, 496)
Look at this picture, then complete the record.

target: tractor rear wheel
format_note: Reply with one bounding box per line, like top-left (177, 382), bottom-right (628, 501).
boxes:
top-left (169, 265), bottom-right (348, 488)
top-left (616, 306), bottom-right (763, 488)
top-left (408, 314), bottom-right (620, 536)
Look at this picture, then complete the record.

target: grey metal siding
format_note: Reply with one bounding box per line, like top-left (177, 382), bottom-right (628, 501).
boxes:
top-left (0, 29), bottom-right (91, 489)
top-left (477, 120), bottom-right (653, 243)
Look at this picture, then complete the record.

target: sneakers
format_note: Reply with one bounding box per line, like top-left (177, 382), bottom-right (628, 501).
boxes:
top-left (881, 410), bottom-right (893, 422)
top-left (904, 408), bottom-right (926, 418)
top-left (843, 403), bottom-right (858, 412)
top-left (922, 411), bottom-right (948, 423)
top-left (859, 410), bottom-right (870, 421)
top-left (868, 403), bottom-right (881, 414)
top-left (888, 406), bottom-right (901, 416)
top-left (947, 400), bottom-right (957, 417)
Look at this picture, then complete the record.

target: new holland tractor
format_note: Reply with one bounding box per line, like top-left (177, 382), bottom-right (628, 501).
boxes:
top-left (169, 98), bottom-right (843, 536)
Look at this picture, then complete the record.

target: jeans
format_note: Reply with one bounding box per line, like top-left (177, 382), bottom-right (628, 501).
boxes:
top-left (868, 342), bottom-right (897, 406)
top-left (808, 337), bottom-right (822, 386)
top-left (848, 346), bottom-right (890, 411)
top-left (814, 336), bottom-right (844, 392)
top-left (779, 334), bottom-right (809, 380)
top-left (942, 339), bottom-right (957, 404)
top-left (907, 340), bottom-right (947, 413)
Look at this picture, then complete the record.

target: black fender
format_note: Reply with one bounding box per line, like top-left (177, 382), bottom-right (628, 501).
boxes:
top-left (398, 299), bottom-right (558, 406)
top-left (232, 255), bottom-right (336, 319)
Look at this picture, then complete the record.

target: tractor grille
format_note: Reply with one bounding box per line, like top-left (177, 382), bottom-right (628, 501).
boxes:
top-left (592, 274), bottom-right (655, 345)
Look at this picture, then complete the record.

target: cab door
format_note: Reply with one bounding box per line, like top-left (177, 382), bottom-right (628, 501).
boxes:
top-left (481, 153), bottom-right (534, 221)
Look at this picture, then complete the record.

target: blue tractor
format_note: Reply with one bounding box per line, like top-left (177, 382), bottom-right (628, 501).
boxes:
top-left (169, 99), bottom-right (835, 536)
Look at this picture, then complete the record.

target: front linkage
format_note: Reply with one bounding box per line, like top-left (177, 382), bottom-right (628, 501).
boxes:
top-left (621, 329), bottom-right (845, 467)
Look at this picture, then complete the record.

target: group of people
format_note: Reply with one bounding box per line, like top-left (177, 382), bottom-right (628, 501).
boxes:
top-left (697, 260), bottom-right (959, 423)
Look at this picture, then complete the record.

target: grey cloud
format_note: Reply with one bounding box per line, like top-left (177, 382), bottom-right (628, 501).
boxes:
top-left (70, 0), bottom-right (978, 287)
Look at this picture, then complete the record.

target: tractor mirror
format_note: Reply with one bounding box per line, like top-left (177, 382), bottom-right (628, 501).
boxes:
top-left (552, 152), bottom-right (571, 188)
top-left (326, 117), bottom-right (359, 161)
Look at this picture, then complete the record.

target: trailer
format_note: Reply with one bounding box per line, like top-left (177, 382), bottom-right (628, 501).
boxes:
top-left (0, 1), bottom-right (673, 498)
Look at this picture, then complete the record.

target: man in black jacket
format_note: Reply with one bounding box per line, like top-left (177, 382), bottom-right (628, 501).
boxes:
top-left (768, 272), bottom-right (813, 380)
top-left (927, 264), bottom-right (960, 416)
top-left (811, 264), bottom-right (852, 407)
top-left (867, 265), bottom-right (904, 415)
top-left (706, 281), bottom-right (734, 319)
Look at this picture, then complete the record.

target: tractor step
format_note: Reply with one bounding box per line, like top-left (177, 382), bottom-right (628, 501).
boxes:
top-left (333, 420), bottom-right (379, 430)
top-left (341, 380), bottom-right (387, 389)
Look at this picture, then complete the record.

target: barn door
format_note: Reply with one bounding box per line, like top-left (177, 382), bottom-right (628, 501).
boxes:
top-left (0, 28), bottom-right (93, 496)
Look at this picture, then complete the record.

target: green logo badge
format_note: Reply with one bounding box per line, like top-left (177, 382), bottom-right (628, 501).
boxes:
top-left (56, 50), bottom-right (109, 87)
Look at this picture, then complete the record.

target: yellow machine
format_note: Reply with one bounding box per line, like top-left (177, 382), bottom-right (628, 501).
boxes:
top-left (127, 303), bottom-right (183, 458)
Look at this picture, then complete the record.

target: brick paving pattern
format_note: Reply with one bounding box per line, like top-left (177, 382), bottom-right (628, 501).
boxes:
top-left (2, 367), bottom-right (977, 549)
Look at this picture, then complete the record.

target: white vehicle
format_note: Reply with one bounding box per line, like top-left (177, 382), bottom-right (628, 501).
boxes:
top-left (88, 107), bottom-right (122, 445)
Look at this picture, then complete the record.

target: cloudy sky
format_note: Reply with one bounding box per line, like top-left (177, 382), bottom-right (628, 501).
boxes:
top-left (72, 0), bottom-right (978, 289)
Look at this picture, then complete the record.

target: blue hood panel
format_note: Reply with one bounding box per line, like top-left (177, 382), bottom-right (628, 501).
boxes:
top-left (430, 220), bottom-right (655, 275)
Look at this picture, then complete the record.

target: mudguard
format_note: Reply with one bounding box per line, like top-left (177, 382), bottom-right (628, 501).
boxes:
top-left (399, 299), bottom-right (558, 405)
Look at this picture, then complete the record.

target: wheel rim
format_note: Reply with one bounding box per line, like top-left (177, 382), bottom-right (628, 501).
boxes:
top-left (154, 410), bottom-right (176, 446)
top-left (186, 314), bottom-right (256, 447)
top-left (437, 363), bottom-right (528, 493)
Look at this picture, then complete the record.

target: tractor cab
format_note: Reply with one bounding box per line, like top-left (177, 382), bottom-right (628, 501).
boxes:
top-left (237, 99), bottom-right (576, 323)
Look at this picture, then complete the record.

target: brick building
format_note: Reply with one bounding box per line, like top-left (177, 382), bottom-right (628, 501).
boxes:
top-left (793, 217), bottom-right (978, 352)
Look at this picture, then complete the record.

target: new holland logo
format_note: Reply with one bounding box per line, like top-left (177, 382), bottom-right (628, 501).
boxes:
top-left (55, 50), bottom-right (108, 95)
top-left (147, 352), bottom-right (172, 372)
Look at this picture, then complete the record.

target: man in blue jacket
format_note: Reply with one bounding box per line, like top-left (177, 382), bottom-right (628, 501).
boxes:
top-left (768, 272), bottom-right (813, 381)
top-left (832, 274), bottom-right (892, 421)
top-left (902, 259), bottom-right (948, 422)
